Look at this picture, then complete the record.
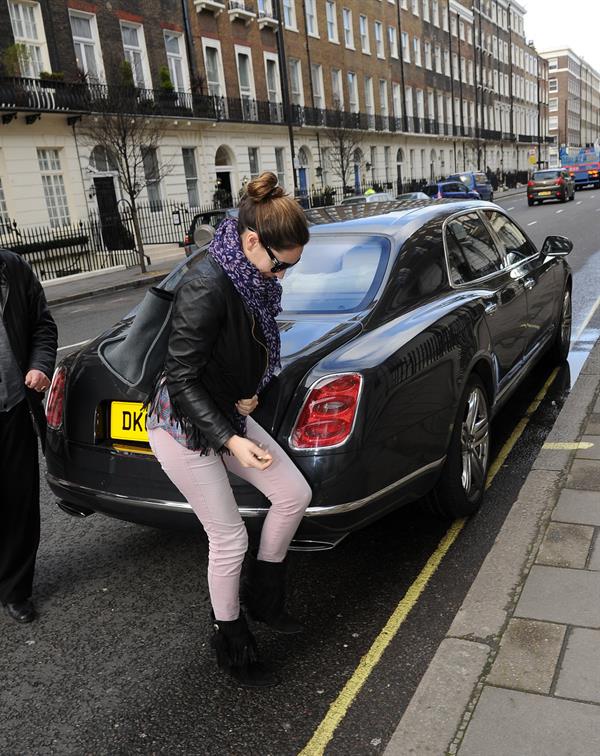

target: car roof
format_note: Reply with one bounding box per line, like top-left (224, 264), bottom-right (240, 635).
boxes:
top-left (305, 199), bottom-right (496, 245)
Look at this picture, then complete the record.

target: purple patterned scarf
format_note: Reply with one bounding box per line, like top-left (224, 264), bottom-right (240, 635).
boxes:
top-left (209, 217), bottom-right (282, 395)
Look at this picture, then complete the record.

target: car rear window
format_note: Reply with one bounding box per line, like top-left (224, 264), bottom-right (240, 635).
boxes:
top-left (533, 170), bottom-right (560, 180)
top-left (474, 173), bottom-right (488, 184)
top-left (423, 185), bottom-right (439, 197)
top-left (281, 234), bottom-right (390, 313)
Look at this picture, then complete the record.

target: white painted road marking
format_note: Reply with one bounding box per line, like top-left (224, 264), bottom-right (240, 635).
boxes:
top-left (507, 207), bottom-right (515, 211)
top-left (528, 221), bottom-right (537, 226)
top-left (556, 209), bottom-right (564, 214)
top-left (57, 339), bottom-right (90, 352)
top-left (577, 201), bottom-right (583, 205)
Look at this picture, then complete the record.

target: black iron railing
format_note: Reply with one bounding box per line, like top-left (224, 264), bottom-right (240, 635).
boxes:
top-left (0, 76), bottom-right (554, 144)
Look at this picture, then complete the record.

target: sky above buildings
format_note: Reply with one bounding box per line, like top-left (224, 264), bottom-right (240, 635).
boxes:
top-left (523, 0), bottom-right (600, 71)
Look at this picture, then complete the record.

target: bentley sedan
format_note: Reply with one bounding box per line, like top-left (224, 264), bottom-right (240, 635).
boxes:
top-left (45, 200), bottom-right (572, 550)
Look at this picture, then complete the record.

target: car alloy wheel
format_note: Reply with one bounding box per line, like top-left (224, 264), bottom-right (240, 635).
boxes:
top-left (430, 375), bottom-right (491, 519)
top-left (460, 386), bottom-right (490, 497)
top-left (550, 287), bottom-right (572, 363)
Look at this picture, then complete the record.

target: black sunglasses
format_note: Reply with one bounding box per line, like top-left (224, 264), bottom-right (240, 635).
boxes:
top-left (247, 226), bottom-right (300, 273)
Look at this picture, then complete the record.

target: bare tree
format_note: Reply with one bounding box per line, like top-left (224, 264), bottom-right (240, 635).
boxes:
top-left (321, 112), bottom-right (364, 191)
top-left (78, 86), bottom-right (174, 273)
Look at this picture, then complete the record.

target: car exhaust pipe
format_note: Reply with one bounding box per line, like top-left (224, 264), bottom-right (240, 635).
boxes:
top-left (57, 500), bottom-right (95, 518)
top-left (288, 534), bottom-right (348, 552)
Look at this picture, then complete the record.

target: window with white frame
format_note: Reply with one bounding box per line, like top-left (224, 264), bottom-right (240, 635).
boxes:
top-left (392, 82), bottom-right (402, 121)
top-left (549, 97), bottom-right (558, 112)
top-left (452, 52), bottom-right (458, 79)
top-left (416, 89), bottom-right (424, 118)
top-left (384, 146), bottom-right (391, 183)
top-left (248, 147), bottom-right (260, 179)
top-left (432, 0), bottom-right (439, 26)
top-left (182, 148), bottom-right (199, 207)
top-left (69, 12), bottom-right (104, 83)
top-left (275, 147), bottom-right (285, 186)
top-left (236, 49), bottom-right (255, 116)
top-left (164, 32), bottom-right (190, 93)
top-left (364, 77), bottom-right (374, 127)
top-left (548, 79), bottom-right (558, 93)
top-left (401, 31), bottom-right (410, 62)
top-left (423, 0), bottom-right (430, 22)
top-left (405, 86), bottom-right (414, 117)
top-left (359, 15), bottom-right (370, 53)
top-left (459, 19), bottom-right (464, 40)
top-left (437, 92), bottom-right (444, 123)
top-left (427, 90), bottom-right (434, 119)
top-left (326, 1), bottom-right (338, 42)
top-left (265, 55), bottom-right (282, 117)
top-left (142, 147), bottom-right (162, 210)
top-left (388, 26), bottom-right (398, 58)
top-left (450, 14), bottom-right (457, 36)
top-left (283, 0), bottom-right (297, 28)
top-left (331, 68), bottom-right (344, 108)
top-left (374, 21), bottom-right (384, 58)
top-left (121, 23), bottom-right (151, 88)
top-left (424, 41), bottom-right (432, 69)
top-left (305, 0), bottom-right (318, 36)
top-left (0, 178), bottom-right (9, 226)
top-left (443, 49), bottom-right (450, 76)
top-left (8, 1), bottom-right (49, 77)
top-left (347, 71), bottom-right (359, 112)
top-left (342, 8), bottom-right (354, 48)
top-left (400, 0), bottom-right (408, 8)
top-left (379, 79), bottom-right (388, 117)
top-left (413, 37), bottom-right (421, 66)
top-left (468, 60), bottom-right (473, 85)
top-left (434, 44), bottom-right (442, 72)
top-left (549, 116), bottom-right (558, 131)
top-left (203, 42), bottom-right (226, 97)
top-left (548, 58), bottom-right (558, 71)
top-left (37, 149), bottom-right (70, 227)
top-left (412, 0), bottom-right (419, 16)
top-left (310, 63), bottom-right (324, 109)
top-left (442, 3), bottom-right (448, 31)
top-left (289, 58), bottom-right (303, 106)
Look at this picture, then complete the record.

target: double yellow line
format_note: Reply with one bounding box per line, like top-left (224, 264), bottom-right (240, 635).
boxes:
top-left (299, 367), bottom-right (559, 756)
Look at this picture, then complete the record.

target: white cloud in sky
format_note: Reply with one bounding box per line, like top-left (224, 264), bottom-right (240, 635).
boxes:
top-left (522, 0), bottom-right (600, 71)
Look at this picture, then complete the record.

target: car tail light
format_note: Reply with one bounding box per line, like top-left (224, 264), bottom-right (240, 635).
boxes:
top-left (46, 365), bottom-right (67, 430)
top-left (527, 180), bottom-right (534, 187)
top-left (290, 374), bottom-right (363, 450)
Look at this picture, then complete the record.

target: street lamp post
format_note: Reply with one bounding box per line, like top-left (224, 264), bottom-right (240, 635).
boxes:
top-left (273, 0), bottom-right (298, 193)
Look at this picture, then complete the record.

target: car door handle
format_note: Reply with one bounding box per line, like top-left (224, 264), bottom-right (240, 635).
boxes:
top-left (523, 277), bottom-right (536, 290)
top-left (484, 301), bottom-right (498, 315)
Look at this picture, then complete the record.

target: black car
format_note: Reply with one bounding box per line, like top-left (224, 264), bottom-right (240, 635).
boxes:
top-left (183, 208), bottom-right (238, 256)
top-left (527, 169), bottom-right (575, 206)
top-left (45, 200), bottom-right (572, 549)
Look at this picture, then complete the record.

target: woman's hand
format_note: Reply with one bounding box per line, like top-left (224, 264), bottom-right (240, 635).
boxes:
top-left (225, 435), bottom-right (273, 470)
top-left (236, 395), bottom-right (259, 417)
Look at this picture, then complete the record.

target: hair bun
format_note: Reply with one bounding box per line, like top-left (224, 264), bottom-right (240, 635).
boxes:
top-left (246, 171), bottom-right (285, 202)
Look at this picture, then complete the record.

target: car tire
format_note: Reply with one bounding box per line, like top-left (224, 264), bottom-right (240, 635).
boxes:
top-left (489, 193), bottom-right (494, 202)
top-left (431, 375), bottom-right (491, 519)
top-left (549, 287), bottom-right (572, 363)
top-left (528, 199), bottom-right (534, 206)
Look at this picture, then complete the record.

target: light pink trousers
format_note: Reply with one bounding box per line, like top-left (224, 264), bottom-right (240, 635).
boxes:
top-left (148, 417), bottom-right (312, 621)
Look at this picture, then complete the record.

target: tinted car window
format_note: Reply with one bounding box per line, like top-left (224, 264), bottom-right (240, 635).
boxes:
top-left (449, 183), bottom-right (467, 193)
top-left (445, 213), bottom-right (504, 284)
top-left (281, 235), bottom-right (389, 313)
top-left (424, 184), bottom-right (439, 197)
top-left (484, 211), bottom-right (537, 265)
top-left (533, 170), bottom-right (561, 181)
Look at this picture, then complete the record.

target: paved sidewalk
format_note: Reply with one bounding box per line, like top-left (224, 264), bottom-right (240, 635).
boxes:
top-left (386, 341), bottom-right (600, 756)
top-left (43, 242), bottom-right (185, 307)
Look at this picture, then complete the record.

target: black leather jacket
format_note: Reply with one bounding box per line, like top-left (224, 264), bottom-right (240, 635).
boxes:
top-left (164, 251), bottom-right (269, 452)
top-left (0, 249), bottom-right (58, 449)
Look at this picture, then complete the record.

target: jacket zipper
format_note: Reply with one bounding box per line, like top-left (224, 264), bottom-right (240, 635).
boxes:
top-left (250, 312), bottom-right (269, 385)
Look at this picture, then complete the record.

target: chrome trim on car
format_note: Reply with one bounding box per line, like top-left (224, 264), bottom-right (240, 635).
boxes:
top-left (47, 457), bottom-right (445, 519)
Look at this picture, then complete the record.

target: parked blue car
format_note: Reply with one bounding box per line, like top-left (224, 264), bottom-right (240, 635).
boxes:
top-left (423, 180), bottom-right (481, 200)
top-left (448, 171), bottom-right (494, 201)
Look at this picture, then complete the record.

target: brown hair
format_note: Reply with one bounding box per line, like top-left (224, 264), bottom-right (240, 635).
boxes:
top-left (238, 171), bottom-right (310, 250)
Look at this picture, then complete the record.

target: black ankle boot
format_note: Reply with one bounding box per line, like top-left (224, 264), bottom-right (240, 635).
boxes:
top-left (242, 553), bottom-right (304, 635)
top-left (210, 612), bottom-right (280, 688)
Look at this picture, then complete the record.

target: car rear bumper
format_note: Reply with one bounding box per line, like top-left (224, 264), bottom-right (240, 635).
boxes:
top-left (46, 456), bottom-right (444, 547)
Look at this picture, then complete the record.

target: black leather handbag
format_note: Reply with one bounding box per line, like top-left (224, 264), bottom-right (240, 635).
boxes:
top-left (98, 285), bottom-right (174, 395)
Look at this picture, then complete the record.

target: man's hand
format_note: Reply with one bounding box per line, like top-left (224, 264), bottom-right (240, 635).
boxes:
top-left (235, 395), bottom-right (259, 417)
top-left (225, 435), bottom-right (272, 470)
top-left (25, 369), bottom-right (51, 393)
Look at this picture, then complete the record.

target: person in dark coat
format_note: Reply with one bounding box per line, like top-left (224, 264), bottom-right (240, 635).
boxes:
top-left (0, 249), bottom-right (57, 623)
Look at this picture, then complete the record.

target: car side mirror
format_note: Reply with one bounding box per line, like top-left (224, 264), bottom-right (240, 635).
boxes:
top-left (193, 224), bottom-right (215, 249)
top-left (541, 235), bottom-right (573, 256)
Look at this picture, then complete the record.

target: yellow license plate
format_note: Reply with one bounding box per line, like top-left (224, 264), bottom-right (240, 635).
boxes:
top-left (110, 402), bottom-right (148, 442)
top-left (539, 191), bottom-right (551, 196)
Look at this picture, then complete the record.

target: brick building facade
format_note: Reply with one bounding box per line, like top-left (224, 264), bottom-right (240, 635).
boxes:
top-left (540, 48), bottom-right (600, 165)
top-left (0, 0), bottom-right (553, 233)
